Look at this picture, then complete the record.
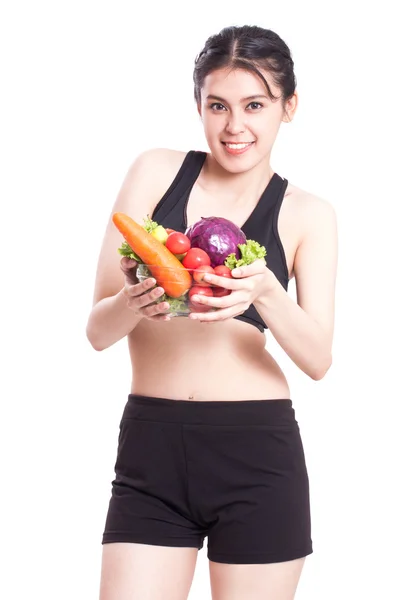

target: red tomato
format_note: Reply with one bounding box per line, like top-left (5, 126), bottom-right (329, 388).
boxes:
top-left (214, 265), bottom-right (233, 278)
top-left (193, 265), bottom-right (215, 286)
top-left (182, 248), bottom-right (211, 270)
top-left (189, 285), bottom-right (213, 301)
top-left (213, 287), bottom-right (231, 297)
top-left (212, 265), bottom-right (232, 296)
top-left (188, 301), bottom-right (212, 313)
top-left (189, 285), bottom-right (213, 310)
top-left (165, 232), bottom-right (191, 255)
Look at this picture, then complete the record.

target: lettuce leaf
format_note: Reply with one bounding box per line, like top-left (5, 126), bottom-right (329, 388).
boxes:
top-left (117, 241), bottom-right (142, 262)
top-left (150, 291), bottom-right (190, 315)
top-left (161, 293), bottom-right (191, 315)
top-left (224, 240), bottom-right (267, 269)
top-left (143, 215), bottom-right (159, 233)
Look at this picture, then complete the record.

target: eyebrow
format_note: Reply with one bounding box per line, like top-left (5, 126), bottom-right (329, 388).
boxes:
top-left (206, 94), bottom-right (268, 102)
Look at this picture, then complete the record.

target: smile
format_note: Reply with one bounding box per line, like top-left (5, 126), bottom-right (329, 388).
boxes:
top-left (222, 141), bottom-right (255, 155)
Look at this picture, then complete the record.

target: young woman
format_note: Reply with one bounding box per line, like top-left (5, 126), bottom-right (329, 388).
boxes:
top-left (87, 25), bottom-right (338, 600)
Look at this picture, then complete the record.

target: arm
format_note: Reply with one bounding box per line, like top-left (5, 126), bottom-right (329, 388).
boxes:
top-left (188, 194), bottom-right (338, 380)
top-left (86, 289), bottom-right (143, 352)
top-left (253, 197), bottom-right (338, 380)
top-left (86, 148), bottom-right (185, 351)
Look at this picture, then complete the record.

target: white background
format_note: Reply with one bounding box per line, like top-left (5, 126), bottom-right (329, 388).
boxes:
top-left (1, 0), bottom-right (399, 598)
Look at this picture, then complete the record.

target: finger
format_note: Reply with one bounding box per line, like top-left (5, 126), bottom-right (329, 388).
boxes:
top-left (127, 285), bottom-right (164, 305)
top-left (142, 300), bottom-right (171, 318)
top-left (231, 259), bottom-right (267, 278)
top-left (120, 257), bottom-right (139, 283)
top-left (189, 291), bottom-right (244, 310)
top-left (138, 287), bottom-right (166, 307)
top-left (202, 273), bottom-right (240, 291)
top-left (124, 278), bottom-right (157, 297)
top-left (120, 257), bottom-right (137, 270)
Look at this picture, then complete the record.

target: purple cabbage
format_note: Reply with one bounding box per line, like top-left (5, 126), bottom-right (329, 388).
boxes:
top-left (185, 216), bottom-right (247, 267)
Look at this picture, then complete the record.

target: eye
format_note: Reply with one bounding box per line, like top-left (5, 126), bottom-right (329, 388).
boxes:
top-left (209, 102), bottom-right (227, 111)
top-left (247, 102), bottom-right (263, 110)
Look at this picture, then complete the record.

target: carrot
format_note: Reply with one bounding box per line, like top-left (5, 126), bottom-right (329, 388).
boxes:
top-left (112, 212), bottom-right (192, 298)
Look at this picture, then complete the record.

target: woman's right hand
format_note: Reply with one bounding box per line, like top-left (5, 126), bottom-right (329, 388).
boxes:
top-left (120, 257), bottom-right (171, 321)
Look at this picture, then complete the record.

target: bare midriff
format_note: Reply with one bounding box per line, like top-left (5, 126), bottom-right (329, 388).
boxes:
top-left (128, 316), bottom-right (290, 402)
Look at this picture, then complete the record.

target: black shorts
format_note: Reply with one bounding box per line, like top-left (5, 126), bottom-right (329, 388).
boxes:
top-left (102, 394), bottom-right (313, 564)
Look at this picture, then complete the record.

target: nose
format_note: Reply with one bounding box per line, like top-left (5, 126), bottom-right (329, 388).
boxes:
top-left (225, 110), bottom-right (246, 135)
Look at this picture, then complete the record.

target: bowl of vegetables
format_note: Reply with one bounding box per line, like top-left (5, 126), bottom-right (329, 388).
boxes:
top-left (113, 213), bottom-right (267, 318)
top-left (136, 262), bottom-right (234, 316)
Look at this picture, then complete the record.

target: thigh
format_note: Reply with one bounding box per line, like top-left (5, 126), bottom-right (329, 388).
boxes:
top-left (209, 557), bottom-right (306, 600)
top-left (193, 421), bottom-right (312, 564)
top-left (99, 542), bottom-right (199, 600)
top-left (103, 414), bottom-right (206, 549)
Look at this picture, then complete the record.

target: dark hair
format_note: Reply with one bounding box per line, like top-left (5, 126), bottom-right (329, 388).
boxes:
top-left (193, 25), bottom-right (296, 105)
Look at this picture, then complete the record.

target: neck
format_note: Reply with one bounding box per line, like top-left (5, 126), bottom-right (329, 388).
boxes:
top-left (201, 151), bottom-right (274, 203)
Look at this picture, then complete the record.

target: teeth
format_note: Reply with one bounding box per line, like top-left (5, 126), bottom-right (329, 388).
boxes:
top-left (225, 143), bottom-right (252, 150)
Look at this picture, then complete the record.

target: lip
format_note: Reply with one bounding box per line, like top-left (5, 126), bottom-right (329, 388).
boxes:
top-left (221, 141), bottom-right (255, 156)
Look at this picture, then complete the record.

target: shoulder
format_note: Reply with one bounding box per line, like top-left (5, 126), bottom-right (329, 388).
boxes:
top-left (120, 148), bottom-right (190, 214)
top-left (285, 182), bottom-right (337, 242)
top-left (135, 146), bottom-right (188, 165)
top-left (127, 147), bottom-right (188, 182)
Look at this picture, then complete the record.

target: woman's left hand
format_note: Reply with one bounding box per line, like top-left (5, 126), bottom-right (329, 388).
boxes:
top-left (188, 259), bottom-right (277, 322)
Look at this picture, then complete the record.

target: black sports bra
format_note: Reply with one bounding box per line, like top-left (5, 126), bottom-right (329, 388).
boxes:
top-left (151, 150), bottom-right (289, 333)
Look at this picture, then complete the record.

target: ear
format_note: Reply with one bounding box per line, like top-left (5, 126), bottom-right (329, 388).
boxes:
top-left (282, 91), bottom-right (298, 123)
top-left (197, 102), bottom-right (202, 119)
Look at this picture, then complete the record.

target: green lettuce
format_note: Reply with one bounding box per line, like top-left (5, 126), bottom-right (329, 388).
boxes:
top-left (150, 289), bottom-right (190, 315)
top-left (117, 240), bottom-right (142, 262)
top-left (224, 240), bottom-right (267, 269)
top-left (142, 215), bottom-right (159, 234)
top-left (160, 293), bottom-right (190, 315)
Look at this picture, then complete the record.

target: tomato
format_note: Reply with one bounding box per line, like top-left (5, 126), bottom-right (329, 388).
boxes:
top-left (182, 248), bottom-right (211, 270)
top-left (212, 265), bottom-right (232, 296)
top-left (213, 287), bottom-right (231, 297)
top-left (188, 301), bottom-right (212, 313)
top-left (193, 265), bottom-right (215, 286)
top-left (189, 285), bottom-right (213, 311)
top-left (165, 232), bottom-right (191, 255)
top-left (189, 285), bottom-right (213, 301)
top-left (214, 265), bottom-right (233, 278)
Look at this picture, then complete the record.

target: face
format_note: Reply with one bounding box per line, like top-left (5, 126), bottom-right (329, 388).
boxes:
top-left (198, 67), bottom-right (297, 173)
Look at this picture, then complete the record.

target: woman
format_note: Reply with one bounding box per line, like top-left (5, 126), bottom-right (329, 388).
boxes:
top-left (86, 24), bottom-right (338, 600)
